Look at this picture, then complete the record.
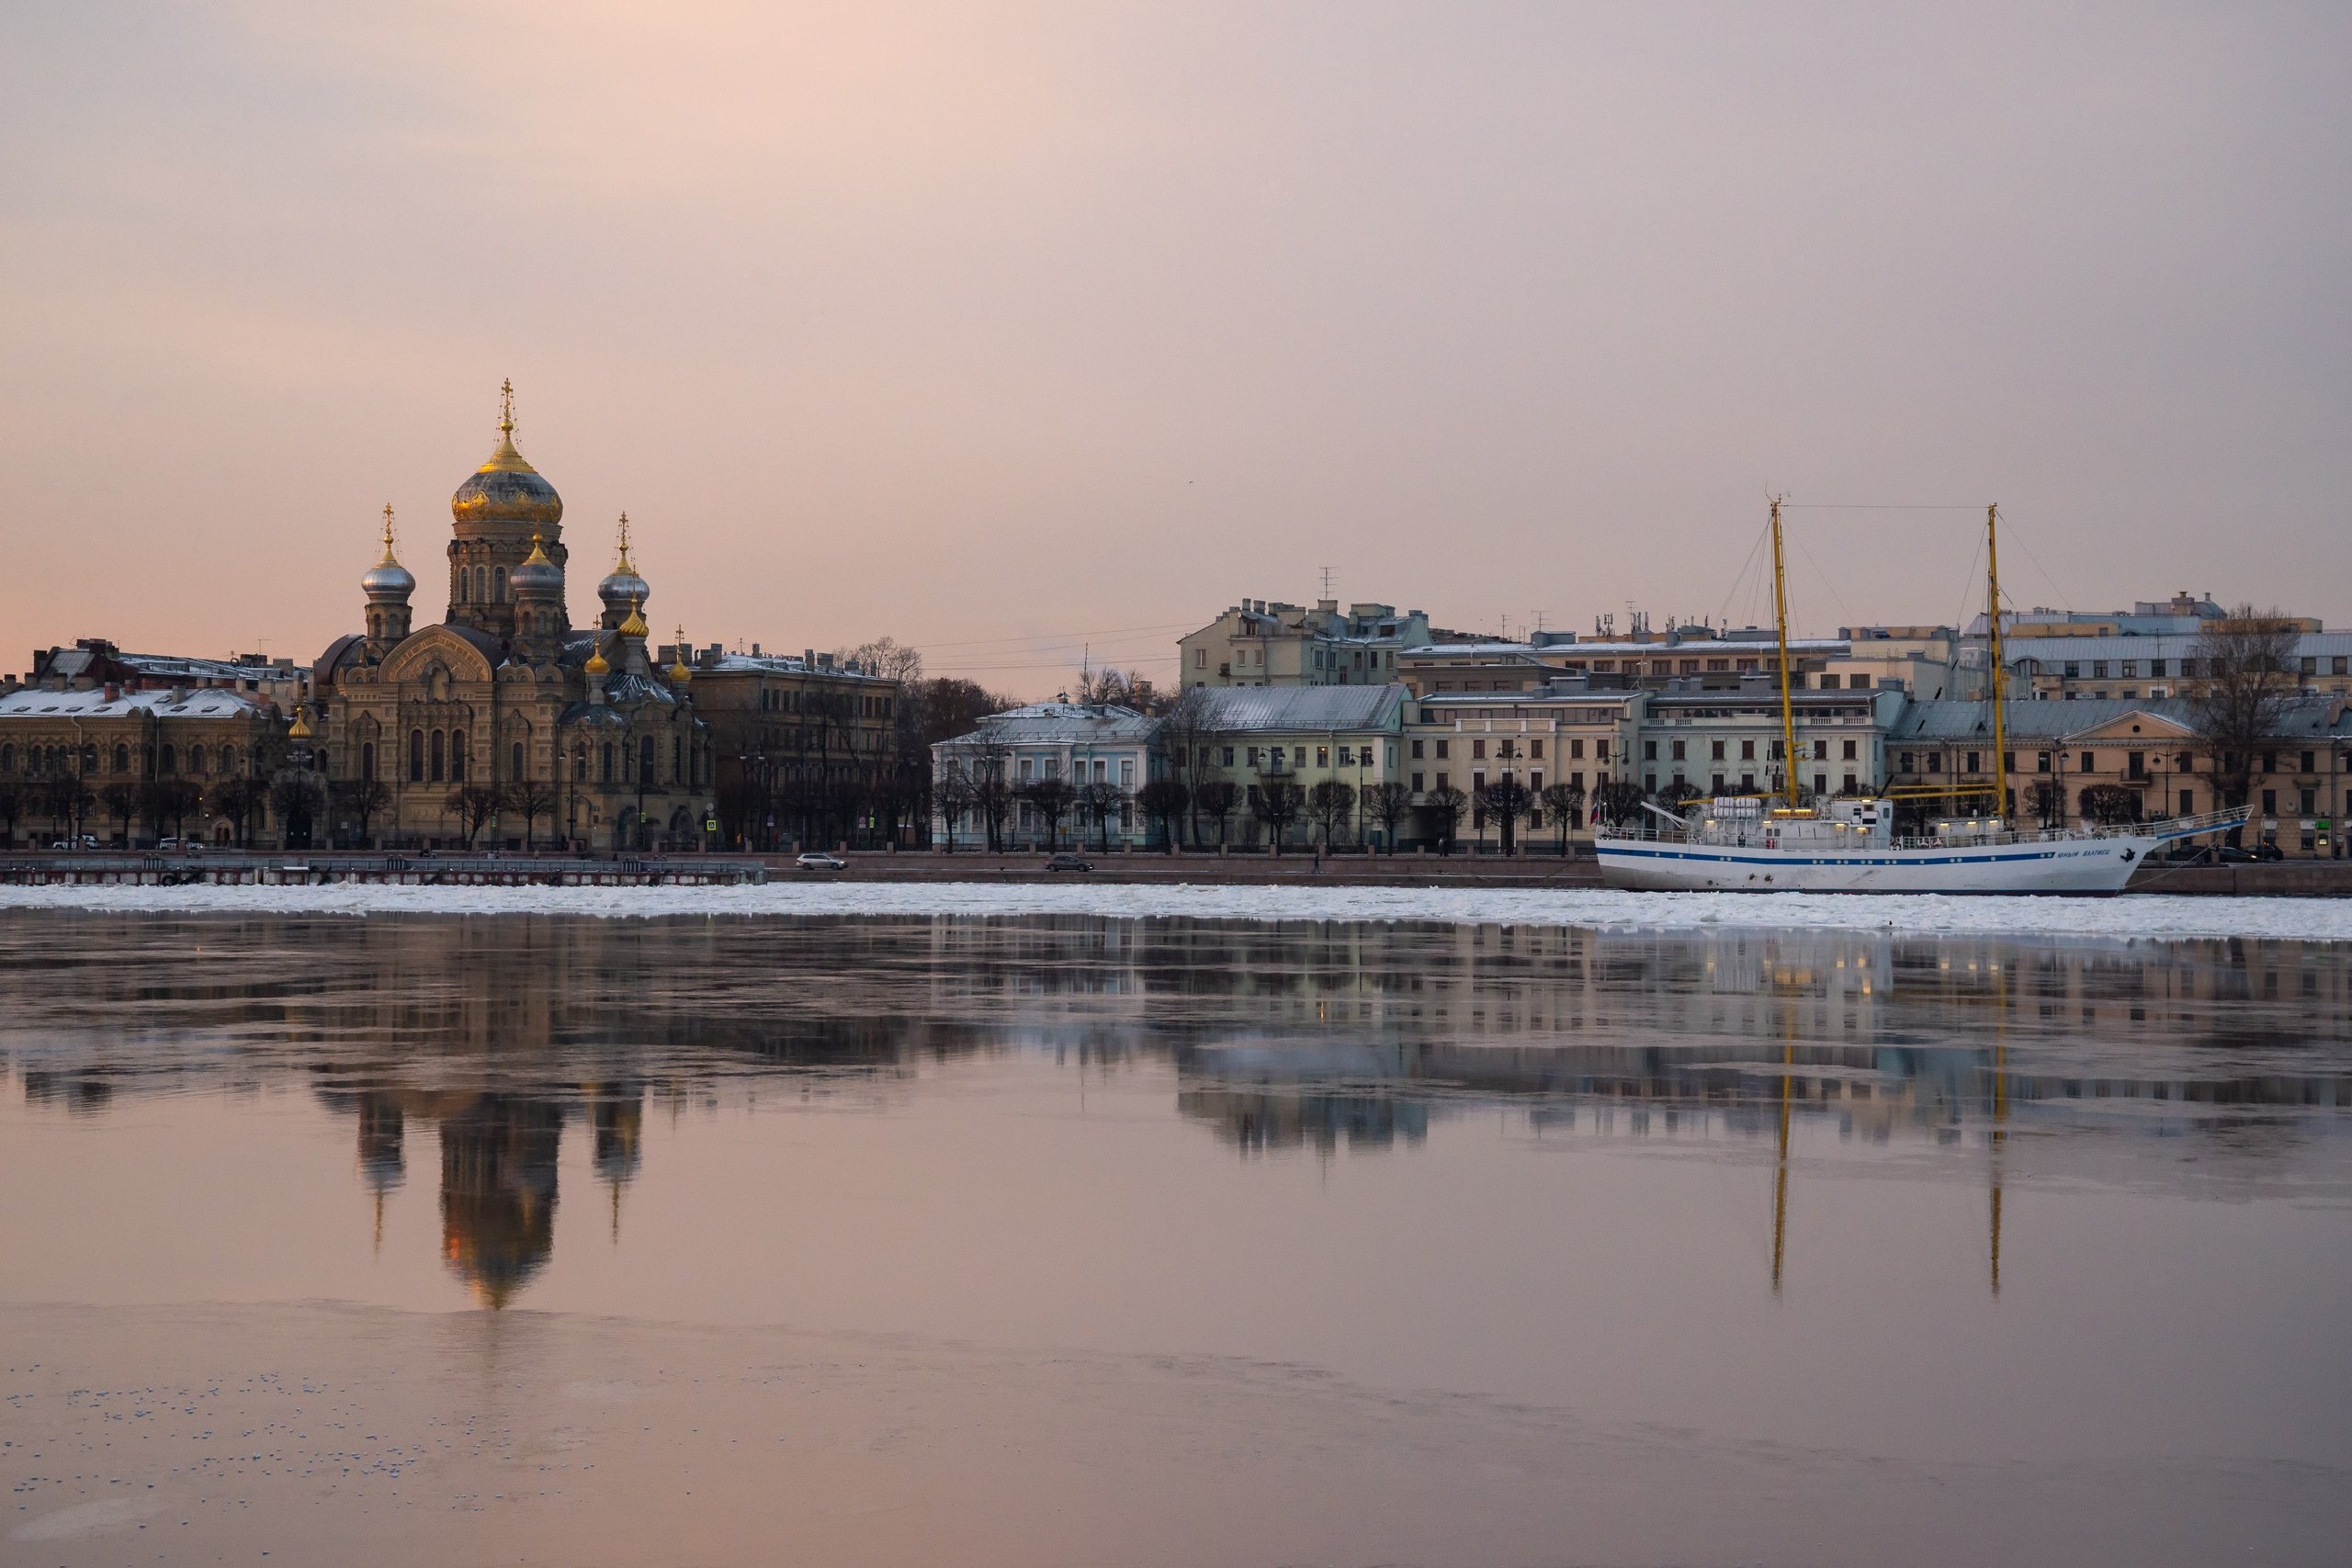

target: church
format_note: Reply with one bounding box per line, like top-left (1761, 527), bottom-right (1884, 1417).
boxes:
top-left (315, 384), bottom-right (714, 850)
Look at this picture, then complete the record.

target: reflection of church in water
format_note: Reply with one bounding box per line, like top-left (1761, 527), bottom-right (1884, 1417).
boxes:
top-left (315, 381), bottom-right (713, 850)
top-left (341, 1082), bottom-right (643, 1307)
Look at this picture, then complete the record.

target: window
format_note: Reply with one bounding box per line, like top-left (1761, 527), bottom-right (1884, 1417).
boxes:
top-left (361, 742), bottom-right (375, 781)
top-left (411, 731), bottom-right (425, 782)
top-left (2262, 789), bottom-right (2277, 815)
top-left (1221, 747), bottom-right (1235, 767)
top-left (2303, 751), bottom-right (2317, 773)
top-left (1435, 739), bottom-right (1450, 760)
top-left (512, 741), bottom-right (525, 780)
top-left (1710, 740), bottom-right (1724, 761)
top-left (450, 730), bottom-right (467, 782)
top-left (1842, 740), bottom-right (1857, 761)
top-left (1411, 739), bottom-right (1425, 760)
top-left (1473, 771), bottom-right (1487, 794)
top-left (1194, 648), bottom-right (1206, 669)
top-left (2079, 751), bottom-right (2093, 773)
top-left (112, 744), bottom-right (130, 773)
top-left (2149, 659), bottom-right (2167, 678)
top-left (2120, 660), bottom-right (2136, 678)
top-left (1813, 739), bottom-right (1827, 761)
top-left (1249, 748), bottom-right (1261, 767)
top-left (1435, 773), bottom-right (1449, 791)
top-left (2301, 787), bottom-right (2316, 815)
top-left (429, 729), bottom-right (446, 782)
top-left (159, 744), bottom-right (176, 774)
top-left (2302, 657), bottom-right (2319, 676)
top-left (1843, 773), bottom-right (1858, 793)
top-left (1569, 739), bottom-right (1584, 759)
top-left (2064, 661), bottom-right (2080, 678)
top-left (1316, 747), bottom-right (1329, 767)
top-left (2127, 751), bottom-right (2145, 779)
top-left (573, 745), bottom-right (587, 782)
top-left (1019, 758), bottom-right (1034, 781)
top-left (1530, 740), bottom-right (1544, 760)
top-left (2337, 657), bottom-right (2350, 676)
top-left (1644, 740), bottom-right (1657, 761)
top-left (1411, 772), bottom-right (1425, 792)
top-left (2179, 788), bottom-right (2195, 815)
top-left (1596, 739), bottom-right (1611, 761)
top-left (1471, 739), bottom-right (1487, 760)
top-left (1531, 771), bottom-right (1544, 793)
top-left (494, 566), bottom-right (508, 601)
top-left (1119, 759), bottom-right (1134, 787)
top-left (1671, 739), bottom-right (1687, 761)
top-left (1900, 752), bottom-right (1916, 773)
top-left (601, 744), bottom-right (615, 783)
top-left (2091, 661), bottom-right (2108, 680)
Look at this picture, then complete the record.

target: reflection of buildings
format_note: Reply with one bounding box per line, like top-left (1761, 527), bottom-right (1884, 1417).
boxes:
top-left (438, 1093), bottom-right (565, 1307)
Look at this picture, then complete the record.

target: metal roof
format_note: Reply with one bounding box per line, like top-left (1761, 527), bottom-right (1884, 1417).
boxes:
top-left (2007, 631), bottom-right (2352, 665)
top-left (947, 702), bottom-right (1159, 747)
top-left (1190, 684), bottom-right (1405, 732)
top-left (1894, 695), bottom-right (2352, 742)
top-left (0, 687), bottom-right (273, 720)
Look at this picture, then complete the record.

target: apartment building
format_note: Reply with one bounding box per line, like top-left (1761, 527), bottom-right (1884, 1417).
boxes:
top-left (1633, 684), bottom-right (1906, 801)
top-left (1179, 599), bottom-right (1463, 688)
top-left (1409, 680), bottom-right (1644, 834)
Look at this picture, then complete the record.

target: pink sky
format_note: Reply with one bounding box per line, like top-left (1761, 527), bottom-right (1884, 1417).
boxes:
top-left (4, 4), bottom-right (2346, 694)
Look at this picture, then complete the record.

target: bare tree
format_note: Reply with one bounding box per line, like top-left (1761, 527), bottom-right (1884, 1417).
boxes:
top-left (0, 780), bottom-right (25, 847)
top-left (330, 778), bottom-right (391, 847)
top-left (209, 776), bottom-right (264, 848)
top-left (1480, 774), bottom-right (1534, 854)
top-left (1306, 779), bottom-right (1355, 846)
top-left (446, 784), bottom-right (503, 849)
top-left (1018, 775), bottom-right (1076, 849)
top-left (2188, 605), bottom-right (2301, 831)
top-left (1539, 780), bottom-right (1586, 852)
top-left (969, 742), bottom-right (1013, 852)
top-left (1134, 777), bottom-right (1189, 850)
top-left (933, 765), bottom-right (977, 852)
top-left (1155, 688), bottom-right (1215, 844)
top-left (502, 779), bottom-right (557, 850)
top-left (1074, 778), bottom-right (1125, 852)
top-left (839, 637), bottom-right (925, 684)
top-left (98, 781), bottom-right (140, 844)
top-left (1193, 779), bottom-right (1241, 847)
top-left (271, 770), bottom-right (327, 851)
top-left (1589, 777), bottom-right (1646, 829)
top-left (2028, 778), bottom-right (2066, 829)
top-left (143, 779), bottom-right (201, 843)
top-left (1422, 783), bottom-right (1469, 854)
top-left (1251, 778), bottom-right (1305, 853)
top-left (1363, 780), bottom-right (1413, 852)
top-left (2078, 783), bottom-right (2143, 826)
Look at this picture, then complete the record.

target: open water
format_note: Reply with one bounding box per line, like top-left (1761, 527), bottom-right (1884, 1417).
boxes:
top-left (3, 908), bottom-right (2348, 1566)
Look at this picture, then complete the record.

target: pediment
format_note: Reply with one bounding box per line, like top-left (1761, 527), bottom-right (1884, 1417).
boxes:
top-left (2062, 709), bottom-right (2198, 745)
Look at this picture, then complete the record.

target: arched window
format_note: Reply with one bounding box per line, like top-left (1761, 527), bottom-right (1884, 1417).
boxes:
top-left (511, 740), bottom-right (524, 780)
top-left (493, 566), bottom-right (508, 602)
top-left (113, 744), bottom-right (130, 773)
top-left (160, 744), bottom-right (176, 775)
top-left (640, 735), bottom-right (656, 783)
top-left (573, 745), bottom-right (586, 782)
top-left (361, 741), bottom-right (375, 781)
top-left (221, 745), bottom-right (238, 774)
top-left (187, 745), bottom-right (204, 775)
top-left (673, 737), bottom-right (682, 781)
top-left (600, 743), bottom-right (614, 784)
top-left (0, 743), bottom-right (12, 773)
top-left (450, 729), bottom-right (466, 782)
top-left (430, 729), bottom-right (446, 783)
top-left (410, 730), bottom-right (424, 783)
top-left (82, 744), bottom-right (98, 773)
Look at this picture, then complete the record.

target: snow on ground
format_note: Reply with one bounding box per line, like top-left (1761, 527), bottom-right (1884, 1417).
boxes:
top-left (0, 879), bottom-right (2347, 942)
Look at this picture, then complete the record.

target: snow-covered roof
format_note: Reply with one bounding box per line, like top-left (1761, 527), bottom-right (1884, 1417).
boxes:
top-left (0, 687), bottom-right (273, 720)
top-left (944, 702), bottom-right (1159, 748)
top-left (698, 652), bottom-right (894, 682)
top-left (1408, 637), bottom-right (1849, 660)
top-left (2006, 631), bottom-right (2352, 665)
top-left (1189, 684), bottom-right (1406, 733)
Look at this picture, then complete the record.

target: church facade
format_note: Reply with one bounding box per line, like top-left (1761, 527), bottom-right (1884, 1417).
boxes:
top-left (314, 386), bottom-right (715, 851)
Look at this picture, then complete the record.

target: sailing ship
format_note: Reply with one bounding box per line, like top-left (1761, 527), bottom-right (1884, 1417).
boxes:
top-left (1595, 502), bottom-right (2246, 894)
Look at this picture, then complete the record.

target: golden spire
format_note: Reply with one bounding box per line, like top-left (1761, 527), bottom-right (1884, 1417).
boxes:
top-left (379, 502), bottom-right (400, 562)
top-left (523, 530), bottom-right (553, 568)
top-left (614, 511), bottom-right (635, 573)
top-left (478, 378), bottom-right (535, 474)
top-left (583, 634), bottom-right (611, 677)
top-left (619, 592), bottom-right (649, 640)
top-left (669, 625), bottom-right (693, 683)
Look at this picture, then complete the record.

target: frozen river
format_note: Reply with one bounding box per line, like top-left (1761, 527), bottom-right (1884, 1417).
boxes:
top-left (3, 904), bottom-right (2349, 1566)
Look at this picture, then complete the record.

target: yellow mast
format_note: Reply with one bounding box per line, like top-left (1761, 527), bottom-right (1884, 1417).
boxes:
top-left (1986, 503), bottom-right (2008, 824)
top-left (1770, 497), bottom-right (1802, 809)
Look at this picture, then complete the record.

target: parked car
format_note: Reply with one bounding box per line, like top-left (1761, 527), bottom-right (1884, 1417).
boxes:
top-left (49, 836), bottom-right (99, 851)
top-left (2157, 842), bottom-right (2213, 865)
top-left (157, 837), bottom-right (203, 852)
top-left (2216, 844), bottom-right (2259, 863)
top-left (794, 852), bottom-right (849, 871)
top-left (2250, 841), bottom-right (2286, 862)
top-left (1044, 852), bottom-right (1094, 873)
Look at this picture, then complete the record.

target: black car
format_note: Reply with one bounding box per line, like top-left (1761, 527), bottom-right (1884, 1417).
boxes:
top-left (1044, 852), bottom-right (1094, 873)
top-left (2158, 842), bottom-right (2214, 865)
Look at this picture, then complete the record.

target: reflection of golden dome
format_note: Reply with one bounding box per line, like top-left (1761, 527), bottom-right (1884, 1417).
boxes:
top-left (450, 380), bottom-right (562, 530)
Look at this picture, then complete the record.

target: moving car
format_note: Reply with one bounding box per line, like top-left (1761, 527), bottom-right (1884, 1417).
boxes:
top-left (794, 852), bottom-right (849, 871)
top-left (1043, 852), bottom-right (1093, 873)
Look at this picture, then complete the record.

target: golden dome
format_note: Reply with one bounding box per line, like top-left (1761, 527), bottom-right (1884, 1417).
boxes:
top-left (451, 379), bottom-right (562, 530)
top-left (583, 637), bottom-right (611, 677)
top-left (669, 625), bottom-right (693, 683)
top-left (288, 709), bottom-right (315, 739)
top-left (618, 594), bottom-right (649, 640)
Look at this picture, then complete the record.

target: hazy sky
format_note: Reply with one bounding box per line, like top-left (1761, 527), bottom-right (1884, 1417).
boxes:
top-left (4, 3), bottom-right (2346, 694)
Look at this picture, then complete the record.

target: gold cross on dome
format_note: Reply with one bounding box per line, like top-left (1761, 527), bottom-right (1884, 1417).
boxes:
top-left (380, 502), bottom-right (395, 552)
top-left (499, 378), bottom-right (515, 433)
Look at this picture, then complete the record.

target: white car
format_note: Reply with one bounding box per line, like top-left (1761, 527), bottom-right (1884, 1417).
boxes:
top-left (794, 852), bottom-right (849, 871)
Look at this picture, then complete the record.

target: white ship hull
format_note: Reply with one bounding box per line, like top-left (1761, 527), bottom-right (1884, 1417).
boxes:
top-left (1595, 831), bottom-right (2163, 894)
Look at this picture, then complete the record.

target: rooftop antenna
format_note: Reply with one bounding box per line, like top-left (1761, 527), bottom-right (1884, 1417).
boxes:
top-left (1319, 565), bottom-right (1334, 599)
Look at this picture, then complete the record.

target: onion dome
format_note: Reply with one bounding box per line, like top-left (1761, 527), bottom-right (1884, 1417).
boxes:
top-left (618, 593), bottom-right (649, 641)
top-left (450, 380), bottom-right (562, 529)
top-left (668, 625), bottom-right (693, 684)
top-left (597, 512), bottom-right (650, 613)
top-left (288, 707), bottom-right (315, 740)
top-left (512, 532), bottom-right (563, 597)
top-left (362, 504), bottom-right (415, 600)
top-left (583, 636), bottom-right (611, 677)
